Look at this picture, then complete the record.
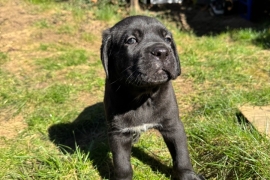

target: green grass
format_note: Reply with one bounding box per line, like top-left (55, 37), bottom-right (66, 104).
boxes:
top-left (27, 0), bottom-right (53, 3)
top-left (0, 1), bottom-right (270, 179)
top-left (94, 4), bottom-right (121, 22)
top-left (37, 49), bottom-right (89, 70)
top-left (57, 24), bottom-right (77, 34)
top-left (34, 19), bottom-right (51, 28)
top-left (81, 32), bottom-right (96, 43)
top-left (0, 52), bottom-right (9, 65)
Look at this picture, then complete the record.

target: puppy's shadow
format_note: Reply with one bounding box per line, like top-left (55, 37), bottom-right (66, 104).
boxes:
top-left (48, 102), bottom-right (113, 179)
top-left (48, 102), bottom-right (173, 179)
top-left (132, 146), bottom-right (172, 178)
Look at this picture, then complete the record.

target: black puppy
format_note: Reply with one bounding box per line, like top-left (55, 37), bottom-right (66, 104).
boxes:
top-left (101, 15), bottom-right (202, 180)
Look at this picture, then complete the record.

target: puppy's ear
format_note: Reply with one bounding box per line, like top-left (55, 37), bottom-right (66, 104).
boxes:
top-left (101, 29), bottom-right (111, 79)
top-left (171, 38), bottom-right (181, 78)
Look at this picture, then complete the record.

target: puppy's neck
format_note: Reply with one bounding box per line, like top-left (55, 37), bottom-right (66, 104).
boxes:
top-left (109, 80), bottom-right (164, 98)
top-left (105, 79), bottom-right (171, 110)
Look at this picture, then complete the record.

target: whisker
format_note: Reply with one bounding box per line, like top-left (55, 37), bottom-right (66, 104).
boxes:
top-left (115, 85), bottom-right (121, 92)
top-left (110, 77), bottom-right (123, 85)
top-left (109, 62), bottom-right (146, 85)
top-left (120, 65), bottom-right (133, 74)
top-left (126, 71), bottom-right (136, 84)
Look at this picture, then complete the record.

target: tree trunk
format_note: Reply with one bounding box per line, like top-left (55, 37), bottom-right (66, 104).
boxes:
top-left (130, 0), bottom-right (141, 13)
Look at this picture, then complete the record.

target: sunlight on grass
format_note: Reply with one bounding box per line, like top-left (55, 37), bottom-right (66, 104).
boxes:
top-left (57, 24), bottom-right (77, 34)
top-left (229, 28), bottom-right (270, 49)
top-left (43, 84), bottom-right (72, 104)
top-left (1, 0), bottom-right (270, 179)
top-left (2, 139), bottom-right (99, 179)
top-left (27, 0), bottom-right (53, 4)
top-left (81, 32), bottom-right (96, 43)
top-left (94, 5), bottom-right (121, 22)
top-left (187, 115), bottom-right (270, 179)
top-left (34, 19), bottom-right (50, 28)
top-left (37, 49), bottom-right (89, 70)
top-left (230, 28), bottom-right (258, 42)
top-left (38, 43), bottom-right (73, 52)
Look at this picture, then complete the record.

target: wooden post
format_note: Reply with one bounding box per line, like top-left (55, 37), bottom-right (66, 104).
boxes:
top-left (130, 0), bottom-right (141, 13)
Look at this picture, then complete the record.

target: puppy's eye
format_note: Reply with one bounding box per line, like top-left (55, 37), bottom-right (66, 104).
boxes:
top-left (165, 36), bottom-right (172, 44)
top-left (125, 37), bottom-right (137, 44)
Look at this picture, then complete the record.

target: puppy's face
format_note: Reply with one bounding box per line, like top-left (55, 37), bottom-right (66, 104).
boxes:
top-left (101, 16), bottom-right (181, 87)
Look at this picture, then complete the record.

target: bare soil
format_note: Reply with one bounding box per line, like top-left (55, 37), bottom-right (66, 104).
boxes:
top-left (0, 0), bottom-right (107, 139)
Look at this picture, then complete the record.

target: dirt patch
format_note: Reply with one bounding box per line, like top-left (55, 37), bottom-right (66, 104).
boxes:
top-left (0, 0), bottom-right (107, 140)
top-left (0, 1), bottom-right (38, 52)
top-left (0, 114), bottom-right (27, 140)
top-left (76, 91), bottom-right (104, 108)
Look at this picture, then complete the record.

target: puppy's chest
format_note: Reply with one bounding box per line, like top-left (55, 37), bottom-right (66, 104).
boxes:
top-left (114, 100), bottom-right (163, 133)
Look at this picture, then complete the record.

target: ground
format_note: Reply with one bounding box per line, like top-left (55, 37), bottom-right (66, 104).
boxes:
top-left (0, 0), bottom-right (105, 138)
top-left (1, 1), bottom-right (270, 179)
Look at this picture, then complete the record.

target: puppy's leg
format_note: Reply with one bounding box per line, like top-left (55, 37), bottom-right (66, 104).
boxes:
top-left (160, 120), bottom-right (202, 180)
top-left (109, 133), bottom-right (133, 180)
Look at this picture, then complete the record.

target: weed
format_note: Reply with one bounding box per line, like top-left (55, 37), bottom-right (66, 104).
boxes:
top-left (230, 28), bottom-right (258, 42)
top-left (57, 24), bottom-right (76, 34)
top-left (0, 52), bottom-right (8, 65)
top-left (254, 28), bottom-right (270, 49)
top-left (39, 44), bottom-right (49, 51)
top-left (81, 32), bottom-right (95, 43)
top-left (34, 19), bottom-right (50, 28)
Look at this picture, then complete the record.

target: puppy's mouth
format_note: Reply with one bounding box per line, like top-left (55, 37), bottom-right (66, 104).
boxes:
top-left (126, 69), bottom-right (172, 87)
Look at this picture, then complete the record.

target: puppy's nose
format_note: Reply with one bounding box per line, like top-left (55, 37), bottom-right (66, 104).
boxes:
top-left (151, 47), bottom-right (169, 60)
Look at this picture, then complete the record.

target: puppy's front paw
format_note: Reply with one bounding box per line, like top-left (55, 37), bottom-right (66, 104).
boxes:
top-left (173, 169), bottom-right (205, 180)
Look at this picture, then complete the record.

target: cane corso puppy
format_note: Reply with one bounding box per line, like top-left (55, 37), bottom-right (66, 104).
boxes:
top-left (101, 15), bottom-right (202, 180)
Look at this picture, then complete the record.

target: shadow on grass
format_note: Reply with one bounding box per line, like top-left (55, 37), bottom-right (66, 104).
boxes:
top-left (48, 102), bottom-right (113, 179)
top-left (143, 1), bottom-right (270, 49)
top-left (132, 147), bottom-right (172, 177)
top-left (147, 1), bottom-right (269, 36)
top-left (235, 111), bottom-right (261, 134)
top-left (48, 102), bottom-right (173, 179)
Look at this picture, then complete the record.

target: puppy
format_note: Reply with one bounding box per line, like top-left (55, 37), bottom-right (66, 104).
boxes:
top-left (101, 15), bottom-right (202, 180)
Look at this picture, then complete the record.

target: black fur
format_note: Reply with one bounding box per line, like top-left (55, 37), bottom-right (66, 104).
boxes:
top-left (101, 15), bottom-right (203, 180)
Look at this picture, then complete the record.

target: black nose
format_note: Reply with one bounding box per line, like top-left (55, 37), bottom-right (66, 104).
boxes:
top-left (151, 46), bottom-right (169, 60)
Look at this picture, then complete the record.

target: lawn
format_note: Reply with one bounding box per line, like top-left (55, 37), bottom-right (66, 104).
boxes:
top-left (0, 0), bottom-right (270, 179)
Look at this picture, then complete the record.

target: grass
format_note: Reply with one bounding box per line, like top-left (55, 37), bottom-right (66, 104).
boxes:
top-left (94, 4), bottom-right (121, 22)
top-left (0, 0), bottom-right (270, 179)
top-left (37, 49), bottom-right (89, 70)
top-left (0, 52), bottom-right (9, 65)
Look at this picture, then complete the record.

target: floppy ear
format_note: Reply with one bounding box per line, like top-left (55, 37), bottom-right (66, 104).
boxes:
top-left (100, 29), bottom-right (111, 79)
top-left (171, 38), bottom-right (181, 77)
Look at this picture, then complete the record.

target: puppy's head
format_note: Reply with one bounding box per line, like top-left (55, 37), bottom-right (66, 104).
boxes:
top-left (101, 16), bottom-right (181, 87)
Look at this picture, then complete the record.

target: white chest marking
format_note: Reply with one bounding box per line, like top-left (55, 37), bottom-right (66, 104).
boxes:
top-left (119, 123), bottom-right (162, 134)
